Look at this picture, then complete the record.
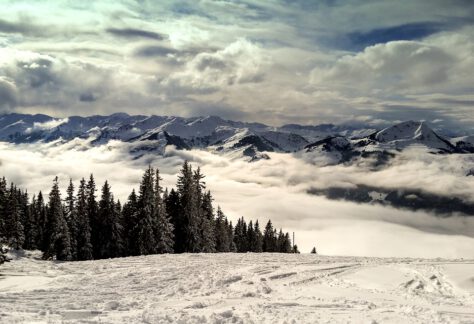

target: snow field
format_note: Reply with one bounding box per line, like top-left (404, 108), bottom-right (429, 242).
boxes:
top-left (1, 252), bottom-right (474, 323)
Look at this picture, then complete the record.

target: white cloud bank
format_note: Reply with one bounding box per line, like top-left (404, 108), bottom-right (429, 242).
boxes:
top-left (0, 141), bottom-right (473, 258)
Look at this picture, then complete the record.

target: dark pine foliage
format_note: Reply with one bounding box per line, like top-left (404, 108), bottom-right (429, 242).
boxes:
top-left (0, 161), bottom-right (297, 262)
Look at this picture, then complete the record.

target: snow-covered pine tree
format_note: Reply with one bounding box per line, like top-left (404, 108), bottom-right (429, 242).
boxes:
top-left (76, 178), bottom-right (93, 260)
top-left (86, 174), bottom-right (99, 259)
top-left (43, 177), bottom-right (72, 261)
top-left (64, 179), bottom-right (78, 260)
top-left (177, 161), bottom-right (200, 252)
top-left (154, 170), bottom-right (174, 254)
top-left (136, 166), bottom-right (157, 255)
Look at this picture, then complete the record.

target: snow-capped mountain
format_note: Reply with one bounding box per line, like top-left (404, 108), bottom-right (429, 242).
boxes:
top-left (0, 113), bottom-right (472, 162)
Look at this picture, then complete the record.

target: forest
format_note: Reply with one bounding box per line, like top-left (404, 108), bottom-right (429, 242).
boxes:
top-left (0, 161), bottom-right (298, 263)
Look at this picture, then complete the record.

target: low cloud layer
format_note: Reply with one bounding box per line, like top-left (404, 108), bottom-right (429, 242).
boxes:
top-left (0, 141), bottom-right (473, 258)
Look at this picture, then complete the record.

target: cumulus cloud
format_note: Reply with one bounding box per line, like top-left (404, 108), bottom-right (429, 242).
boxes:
top-left (0, 141), bottom-right (473, 258)
top-left (163, 39), bottom-right (268, 92)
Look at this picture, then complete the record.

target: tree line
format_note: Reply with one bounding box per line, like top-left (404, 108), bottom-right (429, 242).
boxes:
top-left (0, 161), bottom-right (299, 262)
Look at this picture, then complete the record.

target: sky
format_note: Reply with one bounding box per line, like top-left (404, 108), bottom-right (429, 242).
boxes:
top-left (0, 0), bottom-right (473, 129)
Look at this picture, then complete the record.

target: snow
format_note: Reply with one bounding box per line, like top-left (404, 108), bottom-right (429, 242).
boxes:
top-left (1, 252), bottom-right (474, 323)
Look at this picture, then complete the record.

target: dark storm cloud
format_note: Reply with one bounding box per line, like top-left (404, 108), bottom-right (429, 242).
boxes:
top-left (106, 28), bottom-right (167, 40)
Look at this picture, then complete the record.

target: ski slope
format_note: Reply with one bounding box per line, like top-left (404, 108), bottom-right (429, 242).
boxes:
top-left (1, 251), bottom-right (474, 323)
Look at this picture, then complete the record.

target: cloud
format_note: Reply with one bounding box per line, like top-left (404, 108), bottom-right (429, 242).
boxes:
top-left (163, 39), bottom-right (268, 92)
top-left (106, 28), bottom-right (167, 41)
top-left (25, 118), bottom-right (69, 133)
top-left (0, 77), bottom-right (17, 111)
top-left (0, 140), bottom-right (473, 258)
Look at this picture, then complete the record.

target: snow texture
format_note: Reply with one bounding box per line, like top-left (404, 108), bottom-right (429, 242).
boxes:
top-left (1, 251), bottom-right (474, 323)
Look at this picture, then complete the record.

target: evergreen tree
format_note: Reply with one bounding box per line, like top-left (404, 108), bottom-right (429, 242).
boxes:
top-left (86, 174), bottom-right (99, 259)
top-left (35, 191), bottom-right (47, 251)
top-left (247, 220), bottom-right (256, 252)
top-left (122, 189), bottom-right (139, 255)
top-left (99, 181), bottom-right (123, 258)
top-left (253, 220), bottom-right (263, 252)
top-left (23, 194), bottom-right (38, 250)
top-left (0, 177), bottom-right (7, 251)
top-left (199, 191), bottom-right (215, 252)
top-left (311, 247), bottom-right (317, 254)
top-left (263, 220), bottom-right (275, 252)
top-left (76, 178), bottom-right (93, 260)
top-left (64, 179), bottom-right (78, 259)
top-left (177, 161), bottom-right (200, 252)
top-left (136, 166), bottom-right (157, 255)
top-left (165, 188), bottom-right (183, 253)
top-left (154, 170), bottom-right (174, 254)
top-left (215, 206), bottom-right (230, 252)
top-left (43, 177), bottom-right (71, 261)
top-left (5, 184), bottom-right (24, 249)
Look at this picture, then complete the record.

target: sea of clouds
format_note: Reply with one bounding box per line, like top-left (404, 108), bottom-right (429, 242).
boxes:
top-left (1, 140), bottom-right (473, 258)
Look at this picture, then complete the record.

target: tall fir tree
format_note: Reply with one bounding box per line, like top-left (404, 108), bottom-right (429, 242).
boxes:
top-left (5, 184), bottom-right (24, 249)
top-left (64, 179), bottom-right (78, 259)
top-left (177, 161), bottom-right (200, 252)
top-left (253, 220), bottom-right (263, 252)
top-left (165, 188), bottom-right (183, 253)
top-left (35, 191), bottom-right (48, 251)
top-left (199, 191), bottom-right (215, 252)
top-left (122, 189), bottom-right (139, 255)
top-left (215, 206), bottom-right (230, 252)
top-left (99, 181), bottom-right (123, 258)
top-left (154, 170), bottom-right (174, 254)
top-left (136, 166), bottom-right (157, 255)
top-left (86, 174), bottom-right (99, 259)
top-left (76, 178), bottom-right (93, 260)
top-left (43, 177), bottom-right (71, 261)
top-left (263, 220), bottom-right (276, 252)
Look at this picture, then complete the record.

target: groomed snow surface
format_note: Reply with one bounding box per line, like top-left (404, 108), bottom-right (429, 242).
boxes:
top-left (1, 251), bottom-right (474, 323)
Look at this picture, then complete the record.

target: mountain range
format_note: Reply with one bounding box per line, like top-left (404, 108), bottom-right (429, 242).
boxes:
top-left (1, 113), bottom-right (473, 163)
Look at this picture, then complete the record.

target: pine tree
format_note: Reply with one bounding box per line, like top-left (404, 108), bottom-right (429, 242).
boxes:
top-left (263, 220), bottom-right (275, 252)
top-left (177, 161), bottom-right (200, 252)
top-left (43, 177), bottom-right (71, 261)
top-left (64, 179), bottom-right (78, 259)
top-left (86, 174), bottom-right (99, 259)
top-left (0, 177), bottom-right (7, 252)
top-left (99, 181), bottom-right (123, 258)
top-left (23, 193), bottom-right (38, 250)
top-left (154, 170), bottom-right (174, 254)
top-left (215, 206), bottom-right (230, 252)
top-left (122, 189), bottom-right (139, 255)
top-left (35, 191), bottom-right (48, 251)
top-left (253, 220), bottom-right (263, 252)
top-left (199, 191), bottom-right (215, 252)
top-left (247, 220), bottom-right (256, 252)
top-left (165, 188), bottom-right (183, 253)
top-left (311, 247), bottom-right (317, 254)
top-left (5, 184), bottom-right (24, 249)
top-left (76, 178), bottom-right (93, 260)
top-left (136, 166), bottom-right (157, 255)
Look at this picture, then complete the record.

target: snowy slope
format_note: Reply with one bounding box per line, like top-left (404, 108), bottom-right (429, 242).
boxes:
top-left (1, 251), bottom-right (473, 323)
top-left (369, 120), bottom-right (456, 152)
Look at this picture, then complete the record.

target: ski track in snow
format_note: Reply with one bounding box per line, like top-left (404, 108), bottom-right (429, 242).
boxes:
top-left (1, 251), bottom-right (474, 323)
